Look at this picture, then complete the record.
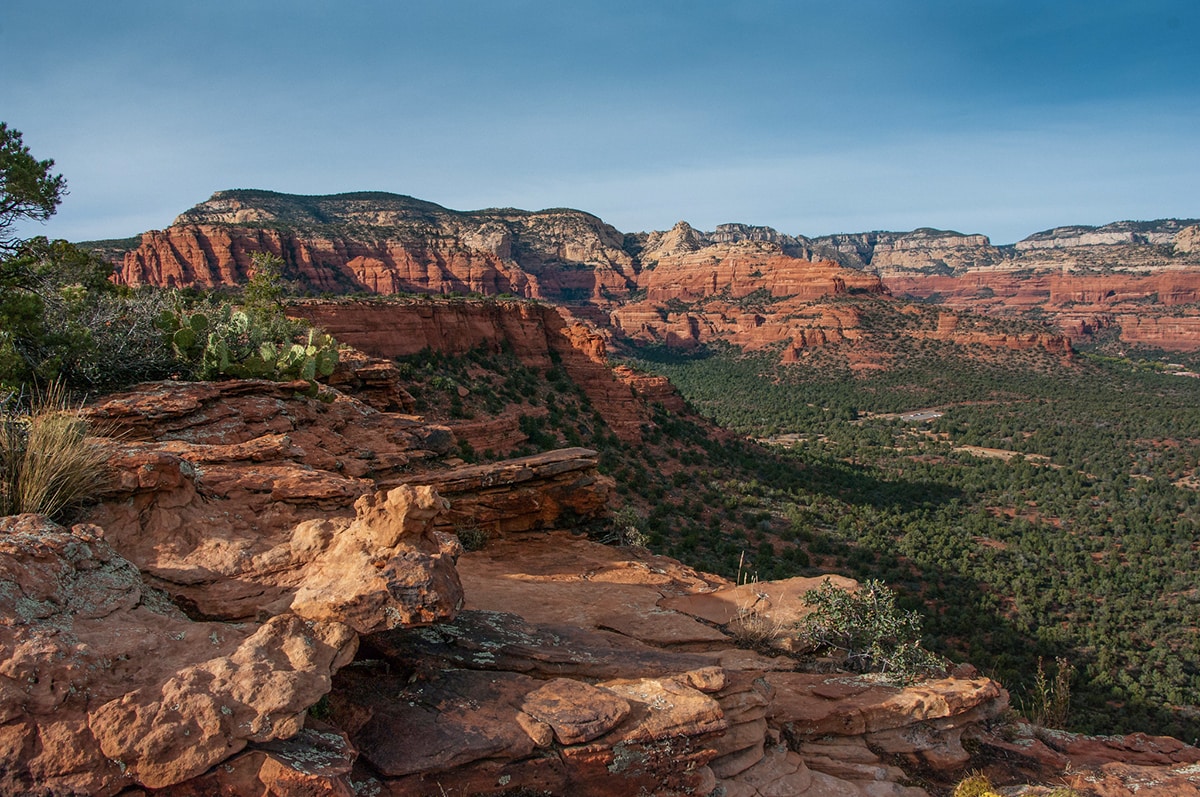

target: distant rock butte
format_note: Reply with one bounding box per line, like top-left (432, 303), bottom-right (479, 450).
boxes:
top-left (115, 190), bottom-right (638, 308)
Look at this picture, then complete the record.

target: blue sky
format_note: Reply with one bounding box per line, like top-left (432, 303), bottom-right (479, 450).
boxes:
top-left (3, 1), bottom-right (1197, 245)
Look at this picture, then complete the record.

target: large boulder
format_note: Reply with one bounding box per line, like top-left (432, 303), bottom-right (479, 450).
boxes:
top-left (0, 515), bottom-right (356, 794)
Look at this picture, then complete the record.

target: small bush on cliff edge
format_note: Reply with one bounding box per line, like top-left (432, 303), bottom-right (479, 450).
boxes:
top-left (0, 383), bottom-right (111, 520)
top-left (950, 773), bottom-right (1002, 797)
top-left (1022, 655), bottom-right (1075, 730)
top-left (797, 578), bottom-right (945, 681)
top-left (951, 772), bottom-right (1079, 797)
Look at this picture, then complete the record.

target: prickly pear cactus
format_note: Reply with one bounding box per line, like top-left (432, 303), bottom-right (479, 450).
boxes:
top-left (158, 274), bottom-right (340, 386)
top-left (156, 307), bottom-right (211, 360)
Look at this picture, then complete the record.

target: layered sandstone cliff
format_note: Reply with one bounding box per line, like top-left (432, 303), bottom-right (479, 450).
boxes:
top-left (608, 236), bottom-right (1071, 359)
top-left (624, 219), bottom-right (1200, 352)
top-left (611, 228), bottom-right (895, 355)
top-left (817, 220), bottom-right (1200, 351)
top-left (97, 191), bottom-right (1200, 353)
top-left (116, 190), bottom-right (638, 306)
top-left (286, 298), bottom-right (657, 442)
top-left (815, 228), bottom-right (1002, 272)
top-left (811, 219), bottom-right (1200, 274)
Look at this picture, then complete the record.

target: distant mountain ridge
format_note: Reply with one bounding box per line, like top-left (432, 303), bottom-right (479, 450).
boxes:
top-left (95, 190), bottom-right (1200, 354)
top-left (148, 188), bottom-right (1199, 251)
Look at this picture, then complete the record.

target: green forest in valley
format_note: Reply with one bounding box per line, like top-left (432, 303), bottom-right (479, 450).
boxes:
top-left (624, 338), bottom-right (1200, 742)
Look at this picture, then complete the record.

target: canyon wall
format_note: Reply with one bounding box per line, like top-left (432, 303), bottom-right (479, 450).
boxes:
top-left (99, 191), bottom-right (1200, 353)
top-left (611, 227), bottom-right (894, 355)
top-left (287, 298), bottom-right (657, 442)
top-left (116, 190), bottom-right (639, 307)
top-left (822, 220), bottom-right (1200, 351)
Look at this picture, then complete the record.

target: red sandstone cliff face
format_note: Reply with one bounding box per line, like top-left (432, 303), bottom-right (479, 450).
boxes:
top-left (287, 298), bottom-right (661, 442)
top-left (885, 268), bottom-right (1200, 351)
top-left (839, 222), bottom-right (1200, 352)
top-left (126, 220), bottom-right (1076, 362)
top-left (100, 191), bottom-right (1200, 354)
top-left (610, 239), bottom-right (1071, 359)
top-left (121, 223), bottom-right (532, 296)
top-left (116, 191), bottom-right (639, 307)
top-left (636, 243), bottom-right (880, 304)
top-left (885, 269), bottom-right (1200, 312)
top-left (605, 227), bottom-right (891, 356)
top-left (1114, 312), bottom-right (1200, 351)
top-left (920, 311), bottom-right (1076, 356)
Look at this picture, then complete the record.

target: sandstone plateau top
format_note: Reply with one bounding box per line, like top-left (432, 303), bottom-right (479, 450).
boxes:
top-left (106, 189), bottom-right (1200, 267)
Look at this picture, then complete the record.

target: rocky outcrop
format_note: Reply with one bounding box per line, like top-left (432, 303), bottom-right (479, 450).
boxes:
top-left (83, 380), bottom-right (461, 621)
top-left (325, 348), bottom-right (418, 412)
top-left (613, 364), bottom-right (688, 412)
top-left (82, 380), bottom-right (614, 623)
top-left (1176, 224), bottom-right (1200, 254)
top-left (341, 530), bottom-right (1013, 797)
top-left (405, 447), bottom-right (613, 535)
top-left (332, 528), bottom-right (1200, 797)
top-left (0, 514), bottom-right (357, 795)
top-left (7, 374), bottom-right (1200, 795)
top-left (0, 377), bottom-right (623, 793)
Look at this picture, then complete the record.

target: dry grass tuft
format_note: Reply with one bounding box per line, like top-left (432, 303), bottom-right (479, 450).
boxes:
top-left (0, 383), bottom-right (112, 521)
top-left (726, 551), bottom-right (786, 648)
top-left (727, 591), bottom-right (786, 648)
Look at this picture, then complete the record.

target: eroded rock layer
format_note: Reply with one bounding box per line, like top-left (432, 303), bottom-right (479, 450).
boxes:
top-left (115, 190), bottom-right (638, 307)
top-left (102, 189), bottom-right (1133, 363)
top-left (0, 514), bottom-right (357, 795)
top-left (823, 220), bottom-right (1200, 352)
top-left (288, 298), bottom-right (656, 441)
